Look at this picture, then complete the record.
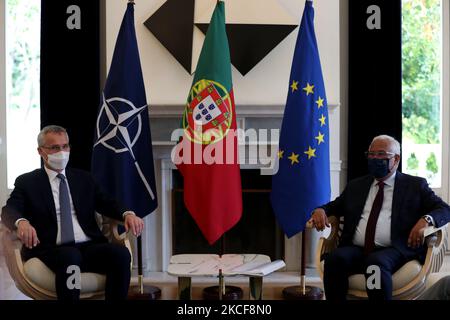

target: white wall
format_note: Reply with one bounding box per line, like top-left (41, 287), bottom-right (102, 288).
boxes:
top-left (339, 0), bottom-right (349, 190)
top-left (105, 0), bottom-right (343, 188)
top-left (0, 0), bottom-right (7, 209)
top-left (105, 0), bottom-right (340, 106)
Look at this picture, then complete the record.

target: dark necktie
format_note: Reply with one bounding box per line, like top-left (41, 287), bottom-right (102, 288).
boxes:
top-left (57, 174), bottom-right (75, 244)
top-left (364, 181), bottom-right (385, 255)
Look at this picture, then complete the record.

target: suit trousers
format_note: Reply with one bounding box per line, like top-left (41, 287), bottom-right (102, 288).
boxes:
top-left (24, 241), bottom-right (131, 301)
top-left (323, 245), bottom-right (407, 300)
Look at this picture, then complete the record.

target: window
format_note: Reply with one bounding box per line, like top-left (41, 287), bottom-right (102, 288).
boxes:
top-left (5, 0), bottom-right (41, 189)
top-left (402, 0), bottom-right (443, 188)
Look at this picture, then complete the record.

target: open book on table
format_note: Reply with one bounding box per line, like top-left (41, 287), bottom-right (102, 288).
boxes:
top-left (227, 259), bottom-right (286, 276)
top-left (168, 254), bottom-right (285, 277)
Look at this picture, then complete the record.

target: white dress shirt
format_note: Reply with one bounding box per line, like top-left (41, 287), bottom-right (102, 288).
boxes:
top-left (353, 172), bottom-right (396, 248)
top-left (44, 166), bottom-right (91, 244)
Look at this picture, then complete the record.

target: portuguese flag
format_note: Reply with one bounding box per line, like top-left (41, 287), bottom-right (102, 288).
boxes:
top-left (174, 1), bottom-right (242, 245)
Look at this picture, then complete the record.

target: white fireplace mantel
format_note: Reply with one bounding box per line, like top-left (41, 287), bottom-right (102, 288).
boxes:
top-left (149, 103), bottom-right (340, 118)
top-left (138, 104), bottom-right (342, 273)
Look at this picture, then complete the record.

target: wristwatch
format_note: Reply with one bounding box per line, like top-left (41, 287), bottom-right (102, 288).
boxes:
top-left (422, 215), bottom-right (433, 226)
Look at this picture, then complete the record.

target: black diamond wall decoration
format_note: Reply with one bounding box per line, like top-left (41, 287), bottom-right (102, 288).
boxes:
top-left (196, 23), bottom-right (297, 76)
top-left (144, 0), bottom-right (297, 76)
top-left (144, 0), bottom-right (195, 73)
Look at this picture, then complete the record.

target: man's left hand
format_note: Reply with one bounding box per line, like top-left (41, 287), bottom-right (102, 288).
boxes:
top-left (124, 214), bottom-right (144, 237)
top-left (407, 218), bottom-right (429, 248)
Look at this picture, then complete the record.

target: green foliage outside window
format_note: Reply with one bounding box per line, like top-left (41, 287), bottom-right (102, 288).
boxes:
top-left (426, 152), bottom-right (438, 175)
top-left (402, 0), bottom-right (441, 144)
top-left (407, 152), bottom-right (419, 171)
top-left (6, 0), bottom-right (41, 189)
top-left (7, 0), bottom-right (40, 111)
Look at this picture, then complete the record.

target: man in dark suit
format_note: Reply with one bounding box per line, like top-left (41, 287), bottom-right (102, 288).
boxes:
top-left (1, 125), bottom-right (145, 301)
top-left (310, 135), bottom-right (450, 300)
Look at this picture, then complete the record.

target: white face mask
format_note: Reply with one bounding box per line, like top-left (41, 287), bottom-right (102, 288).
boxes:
top-left (46, 151), bottom-right (70, 171)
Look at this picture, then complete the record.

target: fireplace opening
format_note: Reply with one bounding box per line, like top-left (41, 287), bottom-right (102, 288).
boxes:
top-left (172, 170), bottom-right (284, 261)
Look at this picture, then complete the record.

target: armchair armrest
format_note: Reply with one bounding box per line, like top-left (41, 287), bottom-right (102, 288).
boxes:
top-left (423, 223), bottom-right (448, 241)
top-left (1, 223), bottom-right (28, 291)
top-left (422, 223), bottom-right (448, 274)
top-left (101, 218), bottom-right (130, 245)
top-left (307, 215), bottom-right (340, 256)
top-left (100, 218), bottom-right (134, 270)
top-left (111, 220), bottom-right (128, 243)
top-left (307, 216), bottom-right (341, 280)
top-left (1, 222), bottom-right (22, 263)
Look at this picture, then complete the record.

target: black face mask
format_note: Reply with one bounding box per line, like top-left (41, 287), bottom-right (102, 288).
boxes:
top-left (367, 158), bottom-right (391, 179)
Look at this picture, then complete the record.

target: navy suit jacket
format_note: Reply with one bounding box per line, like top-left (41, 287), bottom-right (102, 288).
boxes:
top-left (321, 172), bottom-right (450, 259)
top-left (1, 168), bottom-right (127, 256)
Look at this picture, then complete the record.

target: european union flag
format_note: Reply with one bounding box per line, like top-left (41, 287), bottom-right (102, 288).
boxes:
top-left (271, 0), bottom-right (330, 238)
top-left (91, 2), bottom-right (157, 218)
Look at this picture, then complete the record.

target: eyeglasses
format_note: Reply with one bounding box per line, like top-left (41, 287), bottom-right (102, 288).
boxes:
top-left (41, 144), bottom-right (71, 152)
top-left (365, 151), bottom-right (395, 159)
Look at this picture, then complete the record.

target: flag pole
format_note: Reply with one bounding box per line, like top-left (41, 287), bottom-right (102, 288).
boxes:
top-left (202, 233), bottom-right (243, 300)
top-left (137, 236), bottom-right (144, 293)
top-left (218, 269), bottom-right (224, 300)
top-left (127, 235), bottom-right (162, 300)
top-left (300, 231), bottom-right (306, 294)
top-left (92, 0), bottom-right (159, 300)
top-left (220, 233), bottom-right (225, 257)
top-left (282, 230), bottom-right (323, 300)
top-left (270, 0), bottom-right (329, 301)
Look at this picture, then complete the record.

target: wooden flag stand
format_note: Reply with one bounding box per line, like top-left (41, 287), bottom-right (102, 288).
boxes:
top-left (127, 236), bottom-right (161, 300)
top-left (202, 235), bottom-right (243, 300)
top-left (282, 231), bottom-right (323, 300)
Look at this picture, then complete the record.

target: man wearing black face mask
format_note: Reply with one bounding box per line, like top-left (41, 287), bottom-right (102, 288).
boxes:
top-left (309, 135), bottom-right (450, 300)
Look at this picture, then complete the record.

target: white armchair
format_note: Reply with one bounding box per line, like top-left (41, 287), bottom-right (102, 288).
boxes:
top-left (312, 216), bottom-right (448, 300)
top-left (1, 218), bottom-right (132, 300)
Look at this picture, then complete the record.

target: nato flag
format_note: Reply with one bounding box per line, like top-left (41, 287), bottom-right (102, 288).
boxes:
top-left (91, 3), bottom-right (157, 218)
top-left (271, 0), bottom-right (330, 237)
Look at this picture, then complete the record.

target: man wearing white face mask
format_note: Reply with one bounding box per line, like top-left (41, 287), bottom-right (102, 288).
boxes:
top-left (1, 125), bottom-right (144, 301)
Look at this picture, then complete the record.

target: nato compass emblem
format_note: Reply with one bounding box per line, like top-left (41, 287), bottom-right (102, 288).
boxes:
top-left (183, 80), bottom-right (233, 144)
top-left (94, 94), bottom-right (155, 201)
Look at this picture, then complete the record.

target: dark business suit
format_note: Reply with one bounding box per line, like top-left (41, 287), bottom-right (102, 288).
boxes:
top-left (1, 168), bottom-right (132, 300)
top-left (320, 172), bottom-right (450, 300)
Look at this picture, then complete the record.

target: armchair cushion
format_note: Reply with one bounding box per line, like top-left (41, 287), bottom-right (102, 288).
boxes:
top-left (24, 258), bottom-right (106, 293)
top-left (321, 259), bottom-right (423, 291)
top-left (349, 260), bottom-right (422, 291)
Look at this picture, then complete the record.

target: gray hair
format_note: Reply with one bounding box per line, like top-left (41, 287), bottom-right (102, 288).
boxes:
top-left (37, 125), bottom-right (69, 147)
top-left (370, 135), bottom-right (401, 155)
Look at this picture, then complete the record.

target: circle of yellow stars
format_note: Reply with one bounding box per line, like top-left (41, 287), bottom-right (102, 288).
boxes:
top-left (280, 80), bottom-right (327, 166)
